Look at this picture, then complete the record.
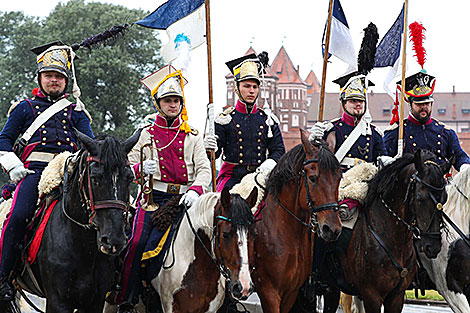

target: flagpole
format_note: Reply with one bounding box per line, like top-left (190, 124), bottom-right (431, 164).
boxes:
top-left (205, 0), bottom-right (217, 192)
top-left (318, 0), bottom-right (334, 122)
top-left (398, 0), bottom-right (408, 157)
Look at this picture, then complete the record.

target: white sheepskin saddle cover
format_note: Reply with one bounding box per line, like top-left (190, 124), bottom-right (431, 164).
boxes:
top-left (230, 170), bottom-right (270, 214)
top-left (37, 151), bottom-right (73, 201)
top-left (338, 162), bottom-right (377, 229)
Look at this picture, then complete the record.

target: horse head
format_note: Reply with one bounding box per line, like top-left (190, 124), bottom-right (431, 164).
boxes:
top-left (72, 128), bottom-right (142, 256)
top-left (410, 149), bottom-right (452, 259)
top-left (300, 128), bottom-right (342, 242)
top-left (216, 186), bottom-right (257, 300)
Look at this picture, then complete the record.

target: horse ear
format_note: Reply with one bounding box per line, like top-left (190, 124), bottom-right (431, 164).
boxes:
top-left (299, 128), bottom-right (314, 155)
top-left (245, 187), bottom-right (258, 209)
top-left (123, 128), bottom-right (143, 155)
top-left (221, 187), bottom-right (231, 209)
top-left (440, 155), bottom-right (454, 174)
top-left (74, 128), bottom-right (98, 155)
top-left (414, 149), bottom-right (425, 173)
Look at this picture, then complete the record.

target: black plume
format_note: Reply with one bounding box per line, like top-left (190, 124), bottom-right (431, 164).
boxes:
top-left (71, 24), bottom-right (130, 51)
top-left (357, 22), bottom-right (379, 75)
top-left (258, 51), bottom-right (269, 69)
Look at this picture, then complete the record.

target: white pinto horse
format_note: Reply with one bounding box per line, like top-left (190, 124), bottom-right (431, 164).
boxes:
top-left (152, 187), bottom-right (257, 313)
top-left (417, 166), bottom-right (470, 313)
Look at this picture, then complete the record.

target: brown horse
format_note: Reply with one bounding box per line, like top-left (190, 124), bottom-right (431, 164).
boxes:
top-left (252, 128), bottom-right (343, 313)
top-left (321, 150), bottom-right (451, 313)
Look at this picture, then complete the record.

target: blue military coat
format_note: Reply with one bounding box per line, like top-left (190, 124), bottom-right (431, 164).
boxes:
top-left (324, 112), bottom-right (387, 170)
top-left (0, 89), bottom-right (93, 161)
top-left (383, 114), bottom-right (470, 171)
top-left (214, 100), bottom-right (285, 191)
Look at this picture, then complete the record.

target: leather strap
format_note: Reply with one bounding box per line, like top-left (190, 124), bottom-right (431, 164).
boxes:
top-left (22, 98), bottom-right (71, 142)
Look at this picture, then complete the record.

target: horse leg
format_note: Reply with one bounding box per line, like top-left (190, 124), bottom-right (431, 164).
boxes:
top-left (383, 293), bottom-right (405, 313)
top-left (257, 288), bottom-right (281, 313)
top-left (361, 295), bottom-right (383, 313)
top-left (322, 289), bottom-right (340, 313)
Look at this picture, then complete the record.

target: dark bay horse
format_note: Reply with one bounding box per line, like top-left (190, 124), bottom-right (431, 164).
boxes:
top-left (252, 128), bottom-right (343, 313)
top-left (322, 150), bottom-right (451, 313)
top-left (152, 187), bottom-right (258, 313)
top-left (6, 130), bottom-right (141, 312)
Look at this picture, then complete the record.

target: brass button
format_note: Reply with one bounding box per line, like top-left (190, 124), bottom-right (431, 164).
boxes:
top-left (163, 174), bottom-right (167, 178)
top-left (260, 125), bottom-right (264, 129)
top-left (258, 160), bottom-right (261, 163)
top-left (240, 146), bottom-right (243, 149)
top-left (64, 131), bottom-right (68, 134)
top-left (257, 146), bottom-right (261, 150)
top-left (42, 142), bottom-right (46, 146)
top-left (182, 165), bottom-right (186, 168)
top-left (63, 113), bottom-right (68, 116)
top-left (63, 126), bottom-right (67, 130)
top-left (161, 165), bottom-right (165, 169)
top-left (240, 160), bottom-right (244, 163)
top-left (257, 139), bottom-right (261, 142)
top-left (348, 154), bottom-right (352, 157)
top-left (258, 132), bottom-right (262, 136)
top-left (438, 134), bottom-right (441, 138)
top-left (41, 125), bottom-right (45, 129)
top-left (156, 139), bottom-right (159, 143)
top-left (35, 105), bottom-right (39, 109)
top-left (437, 142), bottom-right (441, 145)
top-left (160, 157), bottom-right (164, 160)
top-left (178, 157), bottom-right (183, 160)
top-left (365, 156), bottom-right (368, 159)
top-left (238, 131), bottom-right (242, 135)
top-left (57, 142), bottom-right (61, 146)
top-left (70, 143), bottom-right (74, 147)
top-left (410, 135), bottom-right (413, 139)
top-left (236, 124), bottom-right (240, 127)
top-left (62, 120), bottom-right (66, 124)
top-left (42, 137), bottom-right (46, 141)
top-left (239, 138), bottom-right (243, 142)
top-left (339, 123), bottom-right (343, 126)
top-left (437, 150), bottom-right (441, 153)
top-left (64, 108), bottom-right (67, 111)
top-left (367, 137), bottom-right (370, 141)
top-left (66, 138), bottom-right (70, 141)
top-left (37, 111), bottom-right (41, 115)
top-left (344, 135), bottom-right (348, 138)
top-left (413, 143), bottom-right (417, 146)
top-left (258, 153), bottom-right (261, 156)
top-left (366, 149), bottom-right (369, 152)
top-left (183, 174), bottom-right (187, 177)
top-left (366, 143), bottom-right (370, 146)
top-left (43, 130), bottom-right (47, 134)
top-left (178, 148), bottom-right (182, 151)
top-left (239, 153), bottom-right (243, 157)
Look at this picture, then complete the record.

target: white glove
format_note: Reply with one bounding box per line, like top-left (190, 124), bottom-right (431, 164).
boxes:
top-left (0, 152), bottom-right (34, 183)
top-left (9, 164), bottom-right (34, 184)
top-left (257, 159), bottom-right (277, 173)
top-left (204, 134), bottom-right (218, 152)
top-left (459, 163), bottom-right (470, 172)
top-left (143, 160), bottom-right (157, 175)
top-left (377, 156), bottom-right (395, 168)
top-left (179, 190), bottom-right (199, 208)
top-left (308, 121), bottom-right (329, 141)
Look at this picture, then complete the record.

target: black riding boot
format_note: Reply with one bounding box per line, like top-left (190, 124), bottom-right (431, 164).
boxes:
top-left (0, 280), bottom-right (14, 302)
top-left (141, 286), bottom-right (163, 313)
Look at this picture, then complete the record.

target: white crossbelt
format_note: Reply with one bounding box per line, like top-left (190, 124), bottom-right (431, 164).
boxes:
top-left (152, 181), bottom-right (189, 194)
top-left (26, 152), bottom-right (57, 163)
top-left (340, 157), bottom-right (366, 167)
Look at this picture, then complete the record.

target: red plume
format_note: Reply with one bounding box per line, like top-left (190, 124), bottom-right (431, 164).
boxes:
top-left (409, 22), bottom-right (427, 69)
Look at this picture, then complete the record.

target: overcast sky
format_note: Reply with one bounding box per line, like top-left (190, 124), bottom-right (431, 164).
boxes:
top-left (2, 0), bottom-right (470, 131)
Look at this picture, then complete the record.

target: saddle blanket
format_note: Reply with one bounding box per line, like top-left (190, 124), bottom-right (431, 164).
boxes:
top-left (27, 199), bottom-right (59, 264)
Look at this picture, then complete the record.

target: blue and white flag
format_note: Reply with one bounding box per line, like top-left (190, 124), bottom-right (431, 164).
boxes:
top-left (136, 0), bottom-right (206, 65)
top-left (322, 0), bottom-right (357, 73)
top-left (374, 3), bottom-right (405, 97)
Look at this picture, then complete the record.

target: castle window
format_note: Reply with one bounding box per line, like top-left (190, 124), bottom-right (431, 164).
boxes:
top-left (437, 108), bottom-right (446, 114)
top-left (293, 102), bottom-right (299, 108)
top-left (292, 115), bottom-right (299, 127)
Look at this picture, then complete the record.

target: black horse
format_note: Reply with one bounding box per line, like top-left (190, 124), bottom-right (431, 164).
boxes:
top-left (2, 129), bottom-right (141, 313)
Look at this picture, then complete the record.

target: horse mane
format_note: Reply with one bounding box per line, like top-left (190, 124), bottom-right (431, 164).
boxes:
top-left (266, 140), bottom-right (340, 196)
top-left (189, 192), bottom-right (221, 236)
top-left (94, 134), bottom-right (128, 174)
top-left (364, 150), bottom-right (439, 208)
top-left (224, 193), bottom-right (255, 231)
top-left (445, 168), bottom-right (470, 234)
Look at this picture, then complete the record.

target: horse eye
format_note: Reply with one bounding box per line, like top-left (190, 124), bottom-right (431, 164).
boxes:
top-left (309, 176), bottom-right (317, 184)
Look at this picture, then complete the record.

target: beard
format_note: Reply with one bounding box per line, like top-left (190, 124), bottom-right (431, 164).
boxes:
top-left (412, 109), bottom-right (431, 124)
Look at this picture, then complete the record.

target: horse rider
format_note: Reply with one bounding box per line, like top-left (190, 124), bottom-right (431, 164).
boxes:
top-left (308, 72), bottom-right (391, 295)
top-left (115, 65), bottom-right (211, 313)
top-left (383, 70), bottom-right (470, 172)
top-left (0, 41), bottom-right (94, 301)
top-left (203, 52), bottom-right (285, 192)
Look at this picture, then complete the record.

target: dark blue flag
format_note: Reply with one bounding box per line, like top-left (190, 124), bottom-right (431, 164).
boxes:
top-left (374, 3), bottom-right (405, 67)
top-left (135, 0), bottom-right (205, 30)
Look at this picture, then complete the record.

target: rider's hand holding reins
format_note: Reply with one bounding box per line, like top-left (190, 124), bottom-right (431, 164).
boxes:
top-left (180, 190), bottom-right (199, 208)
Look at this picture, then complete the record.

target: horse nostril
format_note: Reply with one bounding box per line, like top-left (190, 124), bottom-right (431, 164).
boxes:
top-left (100, 235), bottom-right (110, 246)
top-left (231, 281), bottom-right (242, 299)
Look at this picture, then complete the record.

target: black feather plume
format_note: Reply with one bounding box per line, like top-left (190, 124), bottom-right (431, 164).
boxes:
top-left (258, 51), bottom-right (269, 69)
top-left (71, 24), bottom-right (130, 51)
top-left (357, 22), bottom-right (379, 75)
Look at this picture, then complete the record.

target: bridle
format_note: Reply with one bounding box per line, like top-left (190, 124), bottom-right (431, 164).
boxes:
top-left (275, 156), bottom-right (339, 232)
top-left (63, 151), bottom-right (130, 230)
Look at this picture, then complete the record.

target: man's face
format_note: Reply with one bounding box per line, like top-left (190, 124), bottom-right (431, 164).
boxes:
top-left (343, 99), bottom-right (365, 117)
top-left (159, 96), bottom-right (181, 118)
top-left (237, 79), bottom-right (259, 104)
top-left (411, 101), bottom-right (432, 123)
top-left (40, 71), bottom-right (66, 97)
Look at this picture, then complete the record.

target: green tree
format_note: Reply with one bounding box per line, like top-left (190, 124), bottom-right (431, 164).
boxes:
top-left (0, 0), bottom-right (163, 185)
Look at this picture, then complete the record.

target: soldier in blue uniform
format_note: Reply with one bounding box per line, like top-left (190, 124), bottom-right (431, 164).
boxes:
top-left (0, 41), bottom-right (93, 300)
top-left (310, 73), bottom-right (389, 171)
top-left (383, 70), bottom-right (470, 171)
top-left (204, 53), bottom-right (285, 192)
